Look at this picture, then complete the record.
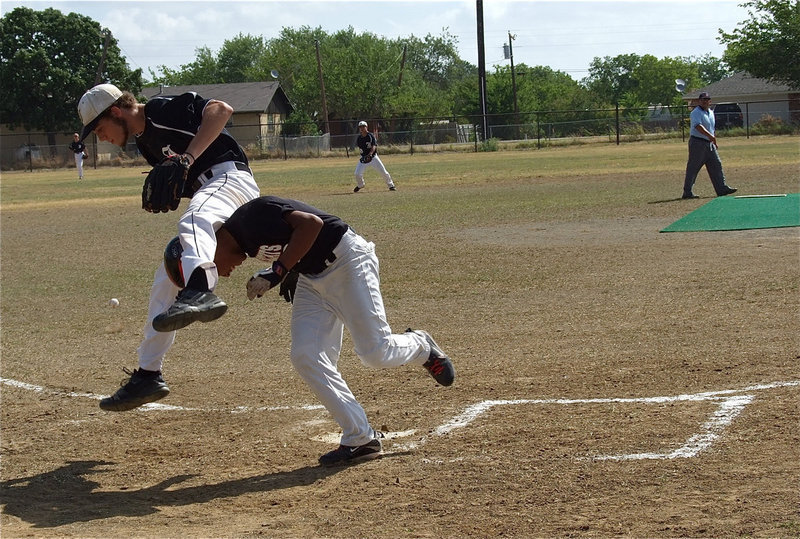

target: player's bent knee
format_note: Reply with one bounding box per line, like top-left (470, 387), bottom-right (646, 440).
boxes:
top-left (357, 343), bottom-right (392, 369)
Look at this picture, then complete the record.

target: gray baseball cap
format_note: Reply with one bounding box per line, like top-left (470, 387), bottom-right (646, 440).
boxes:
top-left (78, 83), bottom-right (123, 140)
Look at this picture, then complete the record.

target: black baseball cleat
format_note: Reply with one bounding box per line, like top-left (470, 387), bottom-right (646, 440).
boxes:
top-left (406, 328), bottom-right (455, 386)
top-left (353, 186), bottom-right (362, 193)
top-left (717, 187), bottom-right (738, 196)
top-left (99, 367), bottom-right (170, 411)
top-left (319, 434), bottom-right (383, 467)
top-left (681, 193), bottom-right (699, 199)
top-left (389, 186), bottom-right (396, 191)
top-left (152, 288), bottom-right (227, 332)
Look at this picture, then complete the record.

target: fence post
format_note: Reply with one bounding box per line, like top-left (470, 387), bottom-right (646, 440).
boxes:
top-left (615, 103), bottom-right (620, 145)
top-left (26, 134), bottom-right (33, 172)
top-left (681, 105), bottom-right (685, 142)
top-left (536, 112), bottom-right (541, 150)
top-left (745, 102), bottom-right (750, 139)
top-left (410, 124), bottom-right (414, 155)
top-left (282, 132), bottom-right (287, 160)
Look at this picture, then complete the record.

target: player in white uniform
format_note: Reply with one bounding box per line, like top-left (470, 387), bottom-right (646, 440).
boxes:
top-left (77, 83), bottom-right (260, 412)
top-left (210, 195), bottom-right (455, 466)
top-left (68, 133), bottom-right (86, 179)
top-left (353, 120), bottom-right (395, 192)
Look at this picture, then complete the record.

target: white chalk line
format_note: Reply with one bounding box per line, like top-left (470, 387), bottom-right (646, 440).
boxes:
top-left (3, 377), bottom-right (798, 461)
top-left (592, 394), bottom-right (754, 461)
top-left (0, 377), bottom-right (324, 413)
top-left (394, 380), bottom-right (799, 461)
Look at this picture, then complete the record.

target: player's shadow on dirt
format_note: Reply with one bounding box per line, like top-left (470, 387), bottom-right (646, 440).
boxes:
top-left (0, 459), bottom-right (346, 528)
top-left (648, 196), bottom-right (711, 204)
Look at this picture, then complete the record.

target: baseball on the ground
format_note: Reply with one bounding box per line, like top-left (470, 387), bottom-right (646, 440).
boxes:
top-left (109, 298), bottom-right (120, 307)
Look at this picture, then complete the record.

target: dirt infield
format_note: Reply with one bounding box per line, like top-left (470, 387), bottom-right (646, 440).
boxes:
top-left (2, 141), bottom-right (799, 537)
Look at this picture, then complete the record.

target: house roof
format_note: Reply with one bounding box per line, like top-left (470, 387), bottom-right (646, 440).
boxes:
top-left (140, 81), bottom-right (290, 114)
top-left (684, 72), bottom-right (793, 99)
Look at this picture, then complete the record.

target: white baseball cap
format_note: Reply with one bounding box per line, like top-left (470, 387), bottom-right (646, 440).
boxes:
top-left (358, 120), bottom-right (368, 127)
top-left (78, 83), bottom-right (123, 140)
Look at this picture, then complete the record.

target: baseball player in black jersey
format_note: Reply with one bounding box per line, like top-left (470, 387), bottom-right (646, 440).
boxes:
top-left (68, 133), bottom-right (86, 179)
top-left (77, 83), bottom-right (259, 411)
top-left (211, 195), bottom-right (454, 466)
top-left (353, 121), bottom-right (395, 192)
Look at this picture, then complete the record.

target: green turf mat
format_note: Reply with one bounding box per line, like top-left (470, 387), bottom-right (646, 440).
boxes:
top-left (661, 193), bottom-right (800, 232)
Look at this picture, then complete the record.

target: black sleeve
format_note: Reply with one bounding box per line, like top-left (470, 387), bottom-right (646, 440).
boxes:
top-left (146, 92), bottom-right (208, 133)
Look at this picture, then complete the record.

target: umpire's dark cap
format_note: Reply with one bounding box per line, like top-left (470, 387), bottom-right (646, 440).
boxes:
top-left (698, 92), bottom-right (711, 99)
top-left (78, 83), bottom-right (123, 140)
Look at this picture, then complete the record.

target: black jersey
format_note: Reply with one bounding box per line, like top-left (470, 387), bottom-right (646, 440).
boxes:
top-left (356, 132), bottom-right (378, 157)
top-left (222, 196), bottom-right (349, 275)
top-left (135, 92), bottom-right (247, 186)
top-left (68, 140), bottom-right (86, 154)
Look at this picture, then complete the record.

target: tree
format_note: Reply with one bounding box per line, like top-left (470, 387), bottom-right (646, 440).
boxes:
top-left (583, 53), bottom-right (642, 105)
top-left (689, 53), bottom-right (734, 84)
top-left (149, 34), bottom-right (267, 85)
top-left (0, 7), bottom-right (142, 136)
top-left (157, 26), bottom-right (471, 124)
top-left (584, 53), bottom-right (716, 106)
top-left (719, 0), bottom-right (800, 88)
top-left (150, 46), bottom-right (220, 85)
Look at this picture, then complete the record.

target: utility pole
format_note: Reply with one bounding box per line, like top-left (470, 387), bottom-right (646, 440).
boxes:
top-left (315, 40), bottom-right (330, 134)
top-left (508, 32), bottom-right (518, 117)
top-left (507, 32), bottom-right (519, 139)
top-left (89, 29), bottom-right (111, 169)
top-left (93, 29), bottom-right (111, 87)
top-left (398, 44), bottom-right (407, 87)
top-left (476, 0), bottom-right (488, 141)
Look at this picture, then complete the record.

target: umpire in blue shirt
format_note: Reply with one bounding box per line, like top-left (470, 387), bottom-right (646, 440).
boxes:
top-left (682, 92), bottom-right (737, 199)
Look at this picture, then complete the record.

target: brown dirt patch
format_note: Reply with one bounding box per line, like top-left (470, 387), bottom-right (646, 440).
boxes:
top-left (2, 154), bottom-right (798, 537)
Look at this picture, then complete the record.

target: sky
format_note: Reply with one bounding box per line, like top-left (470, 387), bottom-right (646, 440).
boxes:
top-left (3, 0), bottom-right (753, 81)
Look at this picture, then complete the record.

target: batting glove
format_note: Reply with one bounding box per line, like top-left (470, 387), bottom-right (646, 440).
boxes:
top-left (246, 261), bottom-right (288, 300)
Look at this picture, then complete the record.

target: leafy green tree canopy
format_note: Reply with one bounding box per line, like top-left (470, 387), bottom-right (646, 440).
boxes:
top-left (583, 53), bottom-right (727, 106)
top-left (152, 26), bottom-right (472, 124)
top-left (0, 6), bottom-right (142, 132)
top-left (720, 0), bottom-right (800, 88)
top-left (149, 33), bottom-right (267, 85)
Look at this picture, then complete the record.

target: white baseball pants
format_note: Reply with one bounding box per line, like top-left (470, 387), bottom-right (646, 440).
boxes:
top-left (354, 156), bottom-right (394, 189)
top-left (290, 228), bottom-right (430, 447)
top-left (137, 161), bottom-right (260, 371)
top-left (74, 153), bottom-right (84, 179)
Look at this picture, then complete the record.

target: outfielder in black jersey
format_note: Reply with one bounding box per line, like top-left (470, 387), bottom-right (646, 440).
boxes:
top-left (353, 121), bottom-right (395, 192)
top-left (68, 133), bottom-right (86, 179)
top-left (77, 83), bottom-right (260, 411)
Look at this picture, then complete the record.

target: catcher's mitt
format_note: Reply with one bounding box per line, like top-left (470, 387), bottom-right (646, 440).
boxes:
top-left (142, 156), bottom-right (189, 213)
top-left (360, 154), bottom-right (373, 164)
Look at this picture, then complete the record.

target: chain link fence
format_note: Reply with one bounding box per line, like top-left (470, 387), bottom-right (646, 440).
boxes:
top-left (3, 99), bottom-right (795, 171)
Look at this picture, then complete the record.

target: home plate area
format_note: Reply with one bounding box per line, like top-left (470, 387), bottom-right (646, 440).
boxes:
top-left (3, 378), bottom-right (797, 463)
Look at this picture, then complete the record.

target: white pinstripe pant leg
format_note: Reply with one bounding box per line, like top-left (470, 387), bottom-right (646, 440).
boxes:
top-left (289, 230), bottom-right (427, 446)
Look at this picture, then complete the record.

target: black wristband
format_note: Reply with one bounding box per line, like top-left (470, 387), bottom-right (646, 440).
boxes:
top-left (272, 260), bottom-right (289, 278)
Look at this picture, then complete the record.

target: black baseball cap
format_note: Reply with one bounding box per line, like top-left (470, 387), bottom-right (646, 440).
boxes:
top-left (698, 92), bottom-right (711, 99)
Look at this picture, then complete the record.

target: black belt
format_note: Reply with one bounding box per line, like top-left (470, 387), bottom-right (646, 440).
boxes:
top-left (192, 161), bottom-right (251, 191)
top-left (201, 161), bottom-right (251, 181)
top-left (690, 135), bottom-right (710, 142)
